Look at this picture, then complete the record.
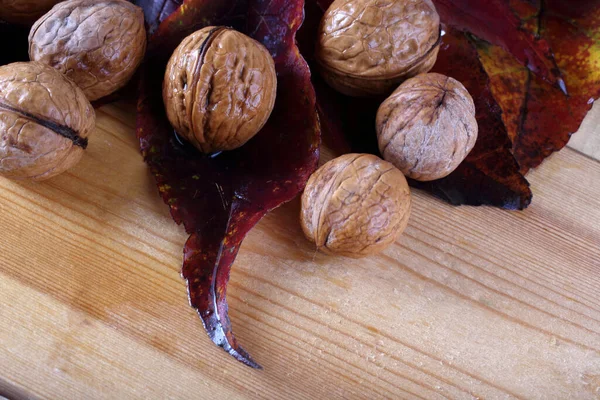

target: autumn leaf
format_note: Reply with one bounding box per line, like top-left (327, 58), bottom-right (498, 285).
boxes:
top-left (433, 0), bottom-right (564, 89)
top-left (135, 0), bottom-right (320, 368)
top-left (475, 0), bottom-right (600, 172)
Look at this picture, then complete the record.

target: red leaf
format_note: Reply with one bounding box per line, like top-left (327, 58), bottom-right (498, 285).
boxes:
top-left (477, 0), bottom-right (600, 172)
top-left (432, 0), bottom-right (564, 90)
top-left (136, 0), bottom-right (320, 367)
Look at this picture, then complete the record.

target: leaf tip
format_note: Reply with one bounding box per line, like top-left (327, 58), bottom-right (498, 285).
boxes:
top-left (223, 340), bottom-right (263, 369)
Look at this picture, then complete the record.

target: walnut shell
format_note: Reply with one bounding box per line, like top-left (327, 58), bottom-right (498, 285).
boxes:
top-left (0, 62), bottom-right (95, 181)
top-left (376, 73), bottom-right (478, 181)
top-left (29, 0), bottom-right (147, 101)
top-left (163, 26), bottom-right (277, 154)
top-left (0, 0), bottom-right (62, 25)
top-left (301, 154), bottom-right (411, 258)
top-left (316, 0), bottom-right (440, 97)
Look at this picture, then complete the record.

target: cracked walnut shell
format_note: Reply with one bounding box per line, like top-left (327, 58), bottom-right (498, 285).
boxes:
top-left (376, 73), bottom-right (478, 181)
top-left (0, 62), bottom-right (95, 181)
top-left (301, 154), bottom-right (411, 258)
top-left (0, 0), bottom-right (63, 25)
top-left (163, 26), bottom-right (277, 154)
top-left (316, 0), bottom-right (441, 97)
top-left (29, 0), bottom-right (147, 101)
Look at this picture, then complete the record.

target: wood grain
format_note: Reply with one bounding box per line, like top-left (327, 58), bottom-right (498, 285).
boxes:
top-left (568, 102), bottom-right (600, 161)
top-left (0, 100), bottom-right (599, 400)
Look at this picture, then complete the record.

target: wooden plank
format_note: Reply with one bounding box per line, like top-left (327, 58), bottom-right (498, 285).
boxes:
top-left (569, 102), bottom-right (600, 161)
top-left (0, 101), bottom-right (599, 399)
top-left (0, 275), bottom-right (245, 400)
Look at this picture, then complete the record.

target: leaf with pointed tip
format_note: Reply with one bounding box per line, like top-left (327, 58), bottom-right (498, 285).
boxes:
top-left (476, 0), bottom-right (600, 172)
top-left (136, 0), bottom-right (320, 368)
top-left (432, 0), bottom-right (564, 90)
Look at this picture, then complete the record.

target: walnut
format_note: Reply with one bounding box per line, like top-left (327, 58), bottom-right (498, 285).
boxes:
top-left (315, 0), bottom-right (440, 97)
top-left (0, 0), bottom-right (62, 25)
top-left (376, 73), bottom-right (478, 181)
top-left (28, 0), bottom-right (146, 101)
top-left (0, 62), bottom-right (95, 181)
top-left (163, 26), bottom-right (277, 154)
top-left (301, 154), bottom-right (411, 258)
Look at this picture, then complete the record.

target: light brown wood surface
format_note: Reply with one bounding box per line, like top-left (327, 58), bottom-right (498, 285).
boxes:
top-left (569, 102), bottom-right (600, 160)
top-left (0, 100), bottom-right (599, 400)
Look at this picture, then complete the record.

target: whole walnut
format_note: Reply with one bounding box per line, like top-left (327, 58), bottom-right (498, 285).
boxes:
top-left (301, 154), bottom-right (411, 258)
top-left (376, 73), bottom-right (478, 181)
top-left (163, 26), bottom-right (277, 154)
top-left (29, 0), bottom-right (146, 101)
top-left (0, 62), bottom-right (95, 181)
top-left (316, 0), bottom-right (440, 97)
top-left (0, 0), bottom-right (63, 25)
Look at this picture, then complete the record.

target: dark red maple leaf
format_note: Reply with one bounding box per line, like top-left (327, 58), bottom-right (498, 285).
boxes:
top-left (433, 0), bottom-right (564, 90)
top-left (474, 0), bottom-right (600, 172)
top-left (432, 0), bottom-right (600, 173)
top-left (135, 0), bottom-right (320, 368)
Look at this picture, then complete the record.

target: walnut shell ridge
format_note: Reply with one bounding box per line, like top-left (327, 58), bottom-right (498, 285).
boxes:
top-left (163, 26), bottom-right (277, 154)
top-left (0, 62), bottom-right (95, 181)
top-left (29, 0), bottom-right (147, 101)
top-left (301, 154), bottom-right (411, 258)
top-left (376, 73), bottom-right (478, 181)
top-left (0, 0), bottom-right (63, 25)
top-left (316, 0), bottom-right (440, 97)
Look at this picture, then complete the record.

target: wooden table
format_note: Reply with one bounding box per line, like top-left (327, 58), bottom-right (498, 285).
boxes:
top-left (1, 99), bottom-right (599, 400)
